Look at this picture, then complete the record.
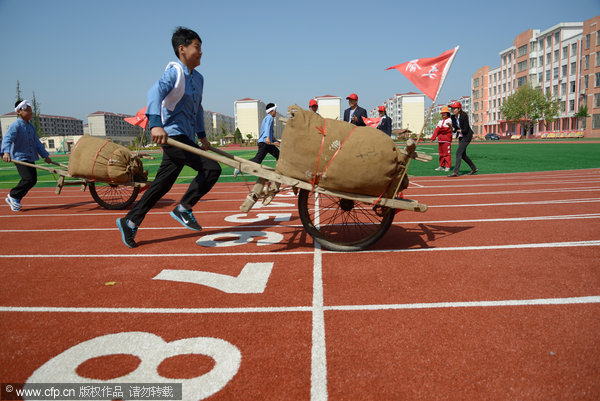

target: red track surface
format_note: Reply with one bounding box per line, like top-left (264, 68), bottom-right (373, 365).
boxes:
top-left (1, 169), bottom-right (599, 400)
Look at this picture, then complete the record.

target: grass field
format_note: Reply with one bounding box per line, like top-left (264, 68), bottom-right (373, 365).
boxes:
top-left (0, 141), bottom-right (599, 189)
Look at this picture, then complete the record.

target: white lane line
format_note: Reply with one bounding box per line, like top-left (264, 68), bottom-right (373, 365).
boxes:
top-left (430, 198), bottom-right (600, 208)
top-left (1, 240), bottom-right (598, 258)
top-left (414, 187), bottom-right (600, 197)
top-left (311, 195), bottom-right (327, 401)
top-left (1, 296), bottom-right (598, 314)
top-left (2, 213), bottom-right (600, 233)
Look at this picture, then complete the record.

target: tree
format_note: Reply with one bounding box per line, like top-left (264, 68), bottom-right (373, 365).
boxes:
top-left (500, 84), bottom-right (559, 138)
top-left (233, 128), bottom-right (243, 144)
top-left (31, 91), bottom-right (44, 138)
top-left (574, 104), bottom-right (590, 130)
top-left (15, 81), bottom-right (22, 103)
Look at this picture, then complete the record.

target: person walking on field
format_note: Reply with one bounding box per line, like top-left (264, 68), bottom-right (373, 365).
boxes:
top-left (2, 100), bottom-right (52, 212)
top-left (447, 101), bottom-right (477, 177)
top-left (234, 102), bottom-right (279, 177)
top-left (430, 106), bottom-right (453, 172)
top-left (116, 26), bottom-right (222, 248)
top-left (376, 106), bottom-right (392, 136)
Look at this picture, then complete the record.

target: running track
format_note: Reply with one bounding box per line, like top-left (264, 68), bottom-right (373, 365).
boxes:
top-left (0, 169), bottom-right (599, 400)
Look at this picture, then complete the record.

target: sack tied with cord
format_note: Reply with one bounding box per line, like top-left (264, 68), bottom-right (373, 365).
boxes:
top-left (275, 105), bottom-right (408, 198)
top-left (68, 135), bottom-right (147, 184)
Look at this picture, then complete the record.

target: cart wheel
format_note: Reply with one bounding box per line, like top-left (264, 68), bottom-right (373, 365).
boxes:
top-left (89, 182), bottom-right (140, 210)
top-left (297, 189), bottom-right (395, 251)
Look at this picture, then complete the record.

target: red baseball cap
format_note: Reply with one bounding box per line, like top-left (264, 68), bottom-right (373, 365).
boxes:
top-left (309, 99), bottom-right (318, 107)
top-left (346, 93), bottom-right (358, 100)
top-left (449, 101), bottom-right (462, 109)
top-left (378, 106), bottom-right (386, 112)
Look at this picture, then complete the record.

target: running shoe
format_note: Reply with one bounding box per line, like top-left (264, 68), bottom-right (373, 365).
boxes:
top-left (116, 218), bottom-right (137, 248)
top-left (170, 207), bottom-right (203, 231)
top-left (5, 195), bottom-right (21, 211)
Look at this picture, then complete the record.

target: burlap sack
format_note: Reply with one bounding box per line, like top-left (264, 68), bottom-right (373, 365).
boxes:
top-left (275, 105), bottom-right (408, 197)
top-left (68, 135), bottom-right (146, 184)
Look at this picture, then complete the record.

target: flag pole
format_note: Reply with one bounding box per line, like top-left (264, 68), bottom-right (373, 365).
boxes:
top-left (392, 46), bottom-right (460, 198)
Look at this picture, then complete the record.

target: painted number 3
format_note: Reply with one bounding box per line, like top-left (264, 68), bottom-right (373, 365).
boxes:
top-left (26, 332), bottom-right (241, 401)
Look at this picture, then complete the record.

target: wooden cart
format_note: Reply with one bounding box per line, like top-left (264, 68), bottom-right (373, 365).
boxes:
top-left (166, 137), bottom-right (431, 252)
top-left (9, 158), bottom-right (151, 210)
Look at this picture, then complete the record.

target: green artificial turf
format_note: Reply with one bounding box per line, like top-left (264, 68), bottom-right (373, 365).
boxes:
top-left (0, 141), bottom-right (598, 189)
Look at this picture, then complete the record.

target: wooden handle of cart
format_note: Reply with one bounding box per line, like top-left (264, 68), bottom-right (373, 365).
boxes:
top-left (8, 159), bottom-right (71, 176)
top-left (165, 137), bottom-right (427, 212)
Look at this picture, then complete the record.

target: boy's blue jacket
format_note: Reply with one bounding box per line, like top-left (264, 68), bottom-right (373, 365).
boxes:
top-left (146, 60), bottom-right (206, 143)
top-left (1, 118), bottom-right (49, 162)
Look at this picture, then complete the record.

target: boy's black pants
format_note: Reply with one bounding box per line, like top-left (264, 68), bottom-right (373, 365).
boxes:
top-left (126, 135), bottom-right (221, 226)
top-left (249, 142), bottom-right (279, 164)
top-left (11, 162), bottom-right (37, 200)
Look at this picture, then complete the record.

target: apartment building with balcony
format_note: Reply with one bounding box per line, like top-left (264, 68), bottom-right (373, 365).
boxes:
top-left (474, 15), bottom-right (600, 137)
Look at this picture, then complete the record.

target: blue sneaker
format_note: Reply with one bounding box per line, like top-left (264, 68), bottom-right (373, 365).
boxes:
top-left (170, 207), bottom-right (202, 231)
top-left (116, 218), bottom-right (137, 248)
top-left (5, 195), bottom-right (21, 211)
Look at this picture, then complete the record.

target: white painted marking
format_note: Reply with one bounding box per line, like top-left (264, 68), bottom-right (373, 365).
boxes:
top-left (153, 262), bottom-right (274, 294)
top-left (196, 231), bottom-right (284, 247)
top-left (224, 213), bottom-right (291, 223)
top-left (26, 332), bottom-right (240, 401)
top-left (311, 194), bottom-right (327, 401)
top-left (1, 240), bottom-right (598, 258)
top-left (1, 296), bottom-right (598, 315)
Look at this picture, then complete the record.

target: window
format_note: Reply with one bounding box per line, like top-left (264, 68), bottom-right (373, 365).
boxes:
top-left (518, 44), bottom-right (528, 57)
top-left (553, 85), bottom-right (558, 95)
top-left (539, 72), bottom-right (544, 83)
top-left (546, 70), bottom-right (551, 80)
top-left (547, 36), bottom-right (552, 46)
top-left (585, 55), bottom-right (589, 70)
top-left (570, 81), bottom-right (576, 93)
top-left (561, 82), bottom-right (566, 94)
top-left (562, 65), bottom-right (567, 76)
top-left (518, 60), bottom-right (528, 72)
top-left (508, 82), bottom-right (511, 92)
top-left (572, 43), bottom-right (577, 54)
top-left (517, 76), bottom-right (527, 88)
top-left (508, 67), bottom-right (511, 76)
top-left (593, 114), bottom-right (600, 129)
top-left (503, 70), bottom-right (506, 79)
top-left (554, 67), bottom-right (559, 78)
top-left (584, 75), bottom-right (588, 89)
top-left (48, 139), bottom-right (55, 148)
top-left (503, 83), bottom-right (506, 92)
top-left (585, 34), bottom-right (590, 49)
top-left (554, 32), bottom-right (560, 43)
top-left (554, 50), bottom-right (559, 60)
top-left (530, 58), bottom-right (536, 68)
top-left (596, 51), bottom-right (600, 67)
top-left (596, 72), bottom-right (600, 87)
top-left (595, 93), bottom-right (600, 108)
top-left (571, 62), bottom-right (577, 75)
top-left (560, 101), bottom-right (566, 113)
top-left (546, 53), bottom-right (551, 63)
top-left (473, 77), bottom-right (480, 87)
top-left (563, 46), bottom-right (568, 58)
top-left (539, 56), bottom-right (544, 65)
top-left (531, 42), bottom-right (537, 52)
top-left (597, 30), bottom-right (600, 45)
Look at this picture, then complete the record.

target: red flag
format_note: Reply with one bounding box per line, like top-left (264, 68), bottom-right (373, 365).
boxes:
top-left (124, 106), bottom-right (148, 130)
top-left (386, 47), bottom-right (459, 100)
top-left (362, 116), bottom-right (383, 128)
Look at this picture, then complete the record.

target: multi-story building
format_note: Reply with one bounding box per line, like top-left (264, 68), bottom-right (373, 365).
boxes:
top-left (369, 92), bottom-right (425, 134)
top-left (474, 15), bottom-right (600, 137)
top-left (203, 110), bottom-right (235, 140)
top-left (1, 112), bottom-right (85, 153)
top-left (581, 15), bottom-right (600, 134)
top-left (471, 66), bottom-right (490, 136)
top-left (233, 98), bottom-right (284, 141)
top-left (87, 111), bottom-right (143, 145)
top-left (1, 112), bottom-right (83, 138)
top-left (314, 95), bottom-right (342, 120)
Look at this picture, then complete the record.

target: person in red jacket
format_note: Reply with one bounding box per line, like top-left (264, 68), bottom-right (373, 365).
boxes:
top-left (430, 106), bottom-right (453, 171)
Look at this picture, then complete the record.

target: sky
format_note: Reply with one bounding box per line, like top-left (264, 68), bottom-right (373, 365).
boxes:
top-left (0, 0), bottom-right (598, 122)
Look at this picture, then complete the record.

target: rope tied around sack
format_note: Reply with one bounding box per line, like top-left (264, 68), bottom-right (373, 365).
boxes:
top-left (311, 120), bottom-right (356, 191)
